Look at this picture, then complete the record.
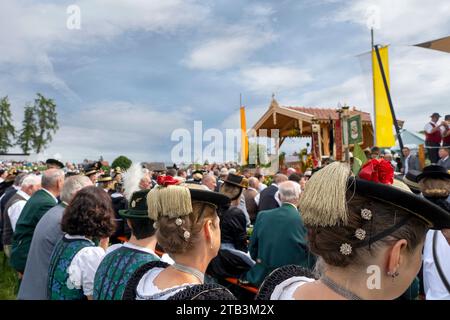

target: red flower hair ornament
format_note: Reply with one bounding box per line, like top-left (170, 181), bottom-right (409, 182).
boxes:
top-left (157, 175), bottom-right (182, 187)
top-left (358, 158), bottom-right (394, 185)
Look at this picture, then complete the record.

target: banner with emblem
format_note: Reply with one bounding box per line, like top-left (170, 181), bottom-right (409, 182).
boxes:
top-left (347, 115), bottom-right (363, 145)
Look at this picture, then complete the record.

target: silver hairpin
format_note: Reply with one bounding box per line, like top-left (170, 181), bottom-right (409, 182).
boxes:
top-left (355, 228), bottom-right (366, 240)
top-left (153, 221), bottom-right (159, 229)
top-left (361, 208), bottom-right (372, 220)
top-left (340, 243), bottom-right (352, 255)
top-left (175, 218), bottom-right (183, 226)
top-left (183, 230), bottom-right (191, 240)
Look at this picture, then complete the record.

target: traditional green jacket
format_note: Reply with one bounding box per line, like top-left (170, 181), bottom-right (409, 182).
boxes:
top-left (10, 189), bottom-right (58, 272)
top-left (245, 203), bottom-right (316, 286)
top-left (47, 237), bottom-right (94, 300)
top-left (93, 244), bottom-right (160, 300)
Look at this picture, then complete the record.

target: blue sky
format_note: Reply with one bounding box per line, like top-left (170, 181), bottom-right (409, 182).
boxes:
top-left (1, 0), bottom-right (449, 163)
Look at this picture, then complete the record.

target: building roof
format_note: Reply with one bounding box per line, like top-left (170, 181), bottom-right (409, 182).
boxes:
top-left (286, 106), bottom-right (372, 123)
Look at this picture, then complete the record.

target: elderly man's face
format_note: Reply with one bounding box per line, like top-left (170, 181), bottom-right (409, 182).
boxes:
top-left (139, 177), bottom-right (151, 190)
top-left (204, 176), bottom-right (217, 191)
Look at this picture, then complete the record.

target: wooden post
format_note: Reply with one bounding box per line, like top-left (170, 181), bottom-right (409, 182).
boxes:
top-left (418, 144), bottom-right (426, 170)
top-left (322, 124), bottom-right (330, 156)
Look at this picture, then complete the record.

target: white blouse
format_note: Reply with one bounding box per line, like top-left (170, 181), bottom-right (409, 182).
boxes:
top-left (423, 230), bottom-right (450, 300)
top-left (105, 242), bottom-right (159, 258)
top-left (65, 235), bottom-right (106, 297)
top-left (270, 276), bottom-right (315, 300)
top-left (136, 268), bottom-right (193, 300)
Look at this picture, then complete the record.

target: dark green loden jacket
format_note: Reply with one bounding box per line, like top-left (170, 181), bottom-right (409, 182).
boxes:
top-left (10, 189), bottom-right (58, 273)
top-left (245, 203), bottom-right (316, 286)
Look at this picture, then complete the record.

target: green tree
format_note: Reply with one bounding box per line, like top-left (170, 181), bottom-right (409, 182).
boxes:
top-left (33, 93), bottom-right (59, 154)
top-left (16, 104), bottom-right (37, 154)
top-left (0, 96), bottom-right (16, 153)
top-left (111, 155), bottom-right (132, 170)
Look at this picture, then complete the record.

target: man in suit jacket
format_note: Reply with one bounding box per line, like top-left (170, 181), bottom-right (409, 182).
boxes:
top-left (437, 147), bottom-right (450, 170)
top-left (245, 181), bottom-right (315, 286)
top-left (256, 173), bottom-right (288, 213)
top-left (10, 169), bottom-right (65, 274)
top-left (2, 175), bottom-right (41, 257)
top-left (0, 174), bottom-right (25, 250)
top-left (401, 147), bottom-right (420, 175)
top-left (244, 177), bottom-right (259, 224)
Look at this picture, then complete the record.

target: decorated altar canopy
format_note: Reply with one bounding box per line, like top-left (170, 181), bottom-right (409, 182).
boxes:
top-left (251, 97), bottom-right (375, 157)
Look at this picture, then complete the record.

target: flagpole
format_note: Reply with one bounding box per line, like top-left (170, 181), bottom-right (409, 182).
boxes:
top-left (373, 45), bottom-right (405, 161)
top-left (371, 29), bottom-right (377, 147)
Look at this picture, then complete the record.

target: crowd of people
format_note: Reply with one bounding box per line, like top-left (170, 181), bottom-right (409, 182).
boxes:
top-left (0, 140), bottom-right (449, 300)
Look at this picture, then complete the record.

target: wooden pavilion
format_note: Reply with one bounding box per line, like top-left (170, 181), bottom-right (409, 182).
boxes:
top-left (251, 98), bottom-right (375, 158)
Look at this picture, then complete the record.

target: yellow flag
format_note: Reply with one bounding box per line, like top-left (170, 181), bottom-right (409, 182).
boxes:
top-left (240, 106), bottom-right (249, 165)
top-left (372, 46), bottom-right (395, 147)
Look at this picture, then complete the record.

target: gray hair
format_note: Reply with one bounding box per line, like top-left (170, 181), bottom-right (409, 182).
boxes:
top-left (21, 174), bottom-right (42, 188)
top-left (60, 176), bottom-right (92, 203)
top-left (248, 177), bottom-right (259, 189)
top-left (41, 169), bottom-right (65, 190)
top-left (278, 181), bottom-right (301, 203)
top-left (15, 173), bottom-right (28, 186)
top-left (202, 175), bottom-right (216, 183)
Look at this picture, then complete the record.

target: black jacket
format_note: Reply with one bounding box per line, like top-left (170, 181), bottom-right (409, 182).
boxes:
top-left (257, 185), bottom-right (279, 213)
top-left (0, 186), bottom-right (17, 248)
top-left (110, 193), bottom-right (129, 243)
top-left (220, 207), bottom-right (247, 252)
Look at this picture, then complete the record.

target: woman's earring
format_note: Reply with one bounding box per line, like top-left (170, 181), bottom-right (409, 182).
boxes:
top-left (387, 271), bottom-right (399, 278)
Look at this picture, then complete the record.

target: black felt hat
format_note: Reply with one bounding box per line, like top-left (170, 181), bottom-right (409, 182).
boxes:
top-left (84, 162), bottom-right (100, 176)
top-left (348, 176), bottom-right (450, 229)
top-left (223, 173), bottom-right (248, 189)
top-left (189, 187), bottom-right (231, 210)
top-left (402, 170), bottom-right (421, 193)
top-left (46, 159), bottom-right (64, 169)
top-left (119, 189), bottom-right (151, 219)
top-left (417, 165), bottom-right (450, 181)
top-left (430, 112), bottom-right (441, 118)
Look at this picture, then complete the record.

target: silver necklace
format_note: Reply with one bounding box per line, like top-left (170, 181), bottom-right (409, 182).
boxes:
top-left (320, 275), bottom-right (363, 300)
top-left (172, 263), bottom-right (205, 284)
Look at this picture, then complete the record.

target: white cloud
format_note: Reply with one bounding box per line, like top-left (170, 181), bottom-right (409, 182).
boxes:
top-left (237, 64), bottom-right (314, 94)
top-left (330, 0), bottom-right (450, 43)
top-left (184, 30), bottom-right (275, 70)
top-left (243, 3), bottom-right (276, 18)
top-left (0, 0), bottom-right (210, 98)
top-left (183, 4), bottom-right (277, 70)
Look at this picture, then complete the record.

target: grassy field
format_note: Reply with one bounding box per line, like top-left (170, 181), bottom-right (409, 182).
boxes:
top-left (0, 252), bottom-right (18, 300)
